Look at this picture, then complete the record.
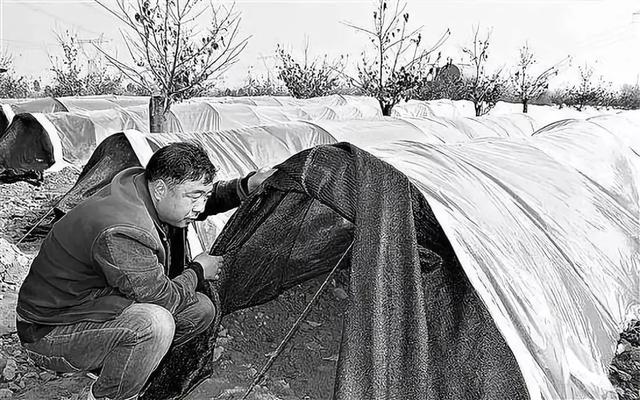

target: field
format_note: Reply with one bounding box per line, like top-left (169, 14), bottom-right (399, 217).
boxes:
top-left (0, 97), bottom-right (639, 399)
top-left (1, 168), bottom-right (640, 400)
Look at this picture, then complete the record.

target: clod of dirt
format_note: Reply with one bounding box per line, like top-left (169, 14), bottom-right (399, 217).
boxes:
top-left (0, 290), bottom-right (18, 336)
top-left (1, 358), bottom-right (17, 381)
top-left (218, 385), bottom-right (283, 400)
top-left (0, 237), bottom-right (33, 285)
top-left (213, 346), bottom-right (225, 362)
top-left (39, 371), bottom-right (56, 382)
top-left (332, 287), bottom-right (348, 300)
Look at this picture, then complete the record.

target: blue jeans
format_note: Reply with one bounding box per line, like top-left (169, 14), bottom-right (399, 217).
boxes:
top-left (22, 292), bottom-right (216, 400)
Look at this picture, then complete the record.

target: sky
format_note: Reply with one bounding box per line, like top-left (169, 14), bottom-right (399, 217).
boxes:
top-left (0, 0), bottom-right (639, 90)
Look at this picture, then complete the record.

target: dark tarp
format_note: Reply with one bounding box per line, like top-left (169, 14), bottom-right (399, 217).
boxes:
top-left (0, 114), bottom-right (55, 183)
top-left (54, 132), bottom-right (152, 216)
top-left (0, 112), bottom-right (101, 178)
top-left (141, 143), bottom-right (527, 400)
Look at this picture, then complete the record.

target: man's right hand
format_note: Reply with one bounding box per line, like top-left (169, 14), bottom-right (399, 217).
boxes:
top-left (193, 253), bottom-right (224, 280)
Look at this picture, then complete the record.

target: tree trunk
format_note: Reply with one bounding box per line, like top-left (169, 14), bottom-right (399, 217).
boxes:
top-left (149, 95), bottom-right (167, 133)
top-left (522, 98), bottom-right (528, 113)
top-left (475, 102), bottom-right (482, 117)
top-left (380, 101), bottom-right (393, 116)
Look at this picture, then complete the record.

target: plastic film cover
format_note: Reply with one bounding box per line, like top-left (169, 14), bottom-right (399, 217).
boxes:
top-left (364, 136), bottom-right (639, 400)
top-left (532, 118), bottom-right (640, 215)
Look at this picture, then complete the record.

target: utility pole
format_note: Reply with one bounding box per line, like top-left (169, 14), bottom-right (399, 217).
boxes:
top-left (256, 54), bottom-right (275, 82)
top-left (77, 34), bottom-right (110, 74)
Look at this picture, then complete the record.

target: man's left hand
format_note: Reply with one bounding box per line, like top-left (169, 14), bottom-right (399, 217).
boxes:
top-left (248, 167), bottom-right (277, 193)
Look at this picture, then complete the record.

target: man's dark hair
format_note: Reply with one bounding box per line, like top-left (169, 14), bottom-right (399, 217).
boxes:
top-left (145, 142), bottom-right (217, 186)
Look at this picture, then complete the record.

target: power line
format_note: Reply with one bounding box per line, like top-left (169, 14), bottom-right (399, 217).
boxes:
top-left (19, 2), bottom-right (103, 36)
top-left (0, 38), bottom-right (57, 46)
top-left (2, 0), bottom-right (96, 3)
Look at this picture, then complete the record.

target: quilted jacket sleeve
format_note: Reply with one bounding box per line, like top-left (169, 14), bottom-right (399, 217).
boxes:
top-left (198, 174), bottom-right (254, 218)
top-left (92, 225), bottom-right (199, 314)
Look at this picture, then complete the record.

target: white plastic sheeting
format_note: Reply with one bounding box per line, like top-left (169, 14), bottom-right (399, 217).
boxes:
top-left (1, 96), bottom-right (150, 128)
top-left (22, 100), bottom-right (382, 169)
top-left (490, 101), bottom-right (621, 129)
top-left (193, 94), bottom-right (382, 118)
top-left (192, 95), bottom-right (301, 106)
top-left (434, 114), bottom-right (537, 139)
top-left (55, 98), bottom-right (132, 112)
top-left (48, 108), bottom-right (147, 144)
top-left (311, 118), bottom-right (459, 147)
top-left (57, 95), bottom-right (150, 109)
top-left (0, 98), bottom-right (31, 105)
top-left (185, 102), bottom-right (382, 131)
top-left (113, 111), bottom-right (640, 400)
top-left (30, 106), bottom-right (548, 173)
top-left (392, 99), bottom-right (537, 138)
top-left (38, 108), bottom-right (147, 169)
top-left (1, 104), bottom-right (14, 125)
top-left (533, 118), bottom-right (640, 215)
top-left (392, 99), bottom-right (476, 119)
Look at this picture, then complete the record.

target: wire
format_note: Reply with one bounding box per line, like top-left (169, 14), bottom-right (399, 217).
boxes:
top-left (18, 2), bottom-right (103, 36)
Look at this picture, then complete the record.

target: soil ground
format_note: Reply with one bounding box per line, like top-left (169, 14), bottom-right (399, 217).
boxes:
top-left (0, 168), bottom-right (638, 400)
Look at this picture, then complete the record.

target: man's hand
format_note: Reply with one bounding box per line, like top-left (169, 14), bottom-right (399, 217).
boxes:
top-left (193, 252), bottom-right (223, 280)
top-left (248, 167), bottom-right (277, 193)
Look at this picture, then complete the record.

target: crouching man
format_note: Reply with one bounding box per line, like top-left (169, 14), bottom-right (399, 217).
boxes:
top-left (16, 142), bottom-right (274, 400)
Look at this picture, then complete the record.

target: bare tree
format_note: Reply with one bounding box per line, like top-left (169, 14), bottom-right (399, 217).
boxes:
top-left (276, 38), bottom-right (345, 99)
top-left (510, 43), bottom-right (565, 113)
top-left (341, 0), bottom-right (449, 116)
top-left (0, 52), bottom-right (8, 71)
top-left (48, 31), bottom-right (84, 96)
top-left (46, 30), bottom-right (125, 97)
top-left (462, 26), bottom-right (503, 117)
top-left (565, 64), bottom-right (612, 111)
top-left (94, 0), bottom-right (249, 131)
top-left (0, 52), bottom-right (31, 99)
top-left (235, 65), bottom-right (288, 96)
top-left (611, 83), bottom-right (640, 110)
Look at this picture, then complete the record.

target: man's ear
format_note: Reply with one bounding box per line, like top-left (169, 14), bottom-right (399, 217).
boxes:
top-left (152, 179), bottom-right (168, 200)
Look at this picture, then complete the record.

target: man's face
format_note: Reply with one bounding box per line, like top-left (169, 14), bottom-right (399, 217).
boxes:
top-left (153, 177), bottom-right (214, 228)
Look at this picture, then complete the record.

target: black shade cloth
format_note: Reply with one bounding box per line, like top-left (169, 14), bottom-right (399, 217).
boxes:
top-left (0, 97), bottom-right (67, 152)
top-left (54, 132), bottom-right (147, 215)
top-left (142, 143), bottom-right (527, 400)
top-left (0, 114), bottom-right (54, 178)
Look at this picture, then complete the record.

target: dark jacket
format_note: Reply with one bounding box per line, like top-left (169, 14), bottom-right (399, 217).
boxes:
top-left (17, 167), bottom-right (249, 343)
